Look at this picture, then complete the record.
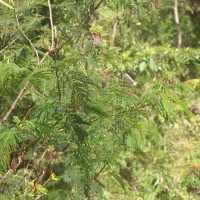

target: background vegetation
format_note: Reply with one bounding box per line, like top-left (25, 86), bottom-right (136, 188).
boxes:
top-left (0, 0), bottom-right (199, 199)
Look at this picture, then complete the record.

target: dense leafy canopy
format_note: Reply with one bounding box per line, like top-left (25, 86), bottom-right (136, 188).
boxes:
top-left (0, 0), bottom-right (199, 199)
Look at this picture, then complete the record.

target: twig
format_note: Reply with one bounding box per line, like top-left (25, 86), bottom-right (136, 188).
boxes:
top-left (39, 51), bottom-right (50, 65)
top-left (2, 0), bottom-right (102, 124)
top-left (0, 169), bottom-right (12, 185)
top-left (10, 173), bottom-right (28, 198)
top-left (48, 0), bottom-right (55, 48)
top-left (1, 36), bottom-right (73, 124)
top-left (55, 66), bottom-right (61, 100)
top-left (10, 169), bottom-right (34, 199)
top-left (111, 22), bottom-right (117, 46)
top-left (123, 73), bottom-right (137, 86)
top-left (15, 10), bottom-right (40, 63)
top-left (94, 164), bottom-right (107, 180)
top-left (1, 49), bottom-right (49, 124)
top-left (80, 0), bottom-right (104, 25)
top-left (0, 36), bottom-right (20, 54)
top-left (35, 195), bottom-right (43, 200)
top-left (2, 81), bottom-right (30, 123)
top-left (174, 0), bottom-right (182, 48)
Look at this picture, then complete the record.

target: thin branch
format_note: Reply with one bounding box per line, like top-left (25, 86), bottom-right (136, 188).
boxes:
top-left (15, 10), bottom-right (40, 63)
top-left (39, 51), bottom-right (50, 65)
top-left (55, 66), bottom-right (61, 100)
top-left (123, 73), bottom-right (137, 86)
top-left (0, 170), bottom-right (12, 185)
top-left (94, 164), bottom-right (107, 180)
top-left (153, 0), bottom-right (162, 10)
top-left (111, 22), bottom-right (117, 46)
top-left (0, 36), bottom-right (20, 54)
top-left (18, 138), bottom-right (39, 153)
top-left (10, 169), bottom-right (34, 198)
top-left (2, 81), bottom-right (30, 123)
top-left (2, 0), bottom-right (101, 124)
top-left (173, 0), bottom-right (182, 48)
top-left (1, 36), bottom-right (73, 124)
top-left (38, 35), bottom-right (72, 64)
top-left (0, 17), bottom-right (39, 55)
top-left (80, 0), bottom-right (104, 26)
top-left (11, 173), bottom-right (28, 195)
top-left (48, 0), bottom-right (55, 48)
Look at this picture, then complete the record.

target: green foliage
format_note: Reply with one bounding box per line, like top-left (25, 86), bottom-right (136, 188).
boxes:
top-left (0, 0), bottom-right (199, 199)
top-left (0, 126), bottom-right (20, 169)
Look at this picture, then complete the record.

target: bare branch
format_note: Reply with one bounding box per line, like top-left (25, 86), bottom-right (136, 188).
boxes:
top-left (1, 50), bottom-right (51, 124)
top-left (15, 11), bottom-right (40, 63)
top-left (174, 0), bottom-right (182, 48)
top-left (39, 51), bottom-right (50, 65)
top-left (2, 0), bottom-right (100, 124)
top-left (111, 22), bottom-right (117, 46)
top-left (55, 66), bottom-right (61, 100)
top-left (2, 81), bottom-right (30, 123)
top-left (0, 170), bottom-right (12, 185)
top-left (123, 73), bottom-right (137, 86)
top-left (1, 36), bottom-right (74, 124)
top-left (48, 0), bottom-right (55, 48)
top-left (0, 36), bottom-right (20, 54)
top-left (80, 0), bottom-right (104, 26)
top-left (94, 164), bottom-right (107, 180)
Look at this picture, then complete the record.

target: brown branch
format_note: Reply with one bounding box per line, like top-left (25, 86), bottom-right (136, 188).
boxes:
top-left (123, 73), bottom-right (137, 86)
top-left (1, 50), bottom-right (47, 124)
top-left (55, 66), bottom-right (61, 100)
top-left (48, 0), bottom-right (55, 48)
top-left (2, 0), bottom-right (102, 124)
top-left (0, 170), bottom-right (12, 185)
top-left (2, 81), bottom-right (30, 123)
top-left (1, 36), bottom-right (73, 124)
top-left (0, 16), bottom-right (40, 55)
top-left (39, 51), bottom-right (50, 64)
top-left (94, 164), bottom-right (107, 180)
top-left (2, 51), bottom-right (49, 124)
top-left (111, 22), bottom-right (117, 46)
top-left (0, 36), bottom-right (20, 54)
top-left (80, 0), bottom-right (104, 26)
top-left (12, 172), bottom-right (28, 192)
top-left (15, 10), bottom-right (40, 63)
top-left (173, 0), bottom-right (182, 48)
